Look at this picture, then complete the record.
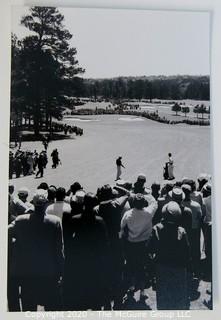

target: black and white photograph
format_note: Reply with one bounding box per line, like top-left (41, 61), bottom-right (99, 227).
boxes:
top-left (7, 4), bottom-right (212, 312)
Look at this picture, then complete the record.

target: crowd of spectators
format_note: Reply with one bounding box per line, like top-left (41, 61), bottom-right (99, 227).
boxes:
top-left (50, 123), bottom-right (84, 136)
top-left (8, 173), bottom-right (212, 311)
top-left (9, 150), bottom-right (48, 179)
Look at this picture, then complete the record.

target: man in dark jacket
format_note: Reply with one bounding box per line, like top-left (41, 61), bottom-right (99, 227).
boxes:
top-left (35, 154), bottom-right (45, 178)
top-left (96, 184), bottom-right (130, 309)
top-left (63, 192), bottom-right (109, 310)
top-left (8, 189), bottom-right (64, 311)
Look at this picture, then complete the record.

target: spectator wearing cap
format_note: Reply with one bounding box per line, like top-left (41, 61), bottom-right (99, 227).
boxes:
top-left (182, 178), bottom-right (203, 207)
top-left (69, 190), bottom-right (86, 217)
top-left (8, 187), bottom-right (30, 222)
top-left (8, 189), bottom-right (64, 311)
top-left (46, 186), bottom-right (57, 207)
top-left (121, 193), bottom-right (157, 297)
top-left (182, 184), bottom-right (202, 278)
top-left (152, 182), bottom-right (174, 225)
top-left (63, 193), bottom-right (109, 310)
top-left (96, 184), bottom-right (130, 309)
top-left (46, 187), bottom-right (71, 220)
top-left (65, 181), bottom-right (83, 203)
top-left (17, 187), bottom-right (33, 211)
top-left (168, 187), bottom-right (192, 235)
top-left (150, 201), bottom-right (190, 310)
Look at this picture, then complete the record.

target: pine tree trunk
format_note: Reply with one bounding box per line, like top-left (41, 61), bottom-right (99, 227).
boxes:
top-left (33, 105), bottom-right (40, 136)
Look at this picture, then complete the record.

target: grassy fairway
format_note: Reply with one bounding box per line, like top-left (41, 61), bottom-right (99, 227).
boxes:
top-left (10, 115), bottom-right (211, 195)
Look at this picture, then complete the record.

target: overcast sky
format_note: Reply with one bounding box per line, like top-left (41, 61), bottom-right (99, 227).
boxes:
top-left (11, 6), bottom-right (210, 78)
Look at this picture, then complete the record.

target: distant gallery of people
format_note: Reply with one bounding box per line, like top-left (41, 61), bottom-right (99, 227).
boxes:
top-left (8, 173), bottom-right (212, 311)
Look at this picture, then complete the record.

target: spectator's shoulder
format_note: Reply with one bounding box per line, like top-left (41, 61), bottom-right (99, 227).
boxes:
top-left (192, 200), bottom-right (201, 209)
top-left (122, 209), bottom-right (133, 219)
top-left (15, 213), bottom-right (31, 223)
top-left (95, 215), bottom-right (105, 225)
top-left (46, 203), bottom-right (54, 212)
top-left (63, 202), bottom-right (71, 212)
top-left (45, 214), bottom-right (61, 225)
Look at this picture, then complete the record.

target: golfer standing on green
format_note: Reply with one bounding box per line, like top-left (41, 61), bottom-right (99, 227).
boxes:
top-left (115, 156), bottom-right (125, 181)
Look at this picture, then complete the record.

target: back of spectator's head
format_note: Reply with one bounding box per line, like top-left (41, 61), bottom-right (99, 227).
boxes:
top-left (48, 186), bottom-right (57, 202)
top-left (37, 182), bottom-right (49, 190)
top-left (182, 178), bottom-right (196, 192)
top-left (133, 193), bottom-right (146, 210)
top-left (202, 183), bottom-right (211, 197)
top-left (136, 174), bottom-right (146, 184)
top-left (197, 173), bottom-right (209, 191)
top-left (56, 187), bottom-right (66, 201)
top-left (99, 184), bottom-right (114, 201)
top-left (32, 189), bottom-right (48, 208)
top-left (162, 201), bottom-right (181, 224)
top-left (181, 184), bottom-right (192, 200)
top-left (18, 187), bottom-right (29, 201)
top-left (168, 187), bottom-right (185, 203)
top-left (84, 192), bottom-right (98, 211)
top-left (70, 182), bottom-right (82, 195)
top-left (161, 182), bottom-right (174, 196)
top-left (9, 184), bottom-right (14, 195)
top-left (151, 182), bottom-right (161, 192)
top-left (175, 181), bottom-right (182, 187)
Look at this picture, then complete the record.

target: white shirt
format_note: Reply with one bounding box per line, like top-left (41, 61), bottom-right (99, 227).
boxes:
top-left (121, 195), bottom-right (157, 242)
top-left (46, 201), bottom-right (71, 220)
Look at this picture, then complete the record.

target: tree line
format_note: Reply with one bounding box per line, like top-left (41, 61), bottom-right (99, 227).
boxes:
top-left (78, 76), bottom-right (210, 102)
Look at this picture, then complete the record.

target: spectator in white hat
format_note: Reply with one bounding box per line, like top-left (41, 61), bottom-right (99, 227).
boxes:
top-left (168, 187), bottom-right (192, 235)
top-left (8, 186), bottom-right (30, 221)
